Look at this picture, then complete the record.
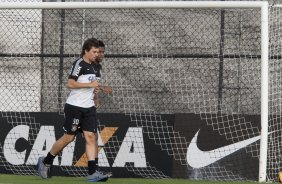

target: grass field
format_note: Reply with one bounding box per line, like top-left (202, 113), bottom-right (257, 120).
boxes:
top-left (0, 174), bottom-right (263, 184)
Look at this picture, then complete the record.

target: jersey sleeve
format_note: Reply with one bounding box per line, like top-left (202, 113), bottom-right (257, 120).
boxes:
top-left (68, 60), bottom-right (82, 81)
top-left (96, 64), bottom-right (102, 80)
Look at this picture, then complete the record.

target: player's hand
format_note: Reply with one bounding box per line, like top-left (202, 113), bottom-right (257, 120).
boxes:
top-left (94, 88), bottom-right (101, 94)
top-left (89, 80), bottom-right (100, 89)
top-left (101, 86), bottom-right (113, 94)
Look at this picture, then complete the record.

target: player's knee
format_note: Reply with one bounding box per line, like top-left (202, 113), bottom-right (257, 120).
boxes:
top-left (84, 131), bottom-right (95, 143)
top-left (62, 133), bottom-right (75, 143)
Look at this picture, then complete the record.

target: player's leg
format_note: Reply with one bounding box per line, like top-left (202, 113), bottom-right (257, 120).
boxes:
top-left (83, 130), bottom-right (108, 182)
top-left (84, 130), bottom-right (96, 173)
top-left (38, 103), bottom-right (78, 179)
top-left (95, 119), bottom-right (111, 182)
top-left (94, 131), bottom-right (99, 170)
top-left (45, 133), bottom-right (76, 163)
top-left (38, 133), bottom-right (75, 179)
top-left (93, 131), bottom-right (109, 182)
top-left (82, 107), bottom-right (108, 182)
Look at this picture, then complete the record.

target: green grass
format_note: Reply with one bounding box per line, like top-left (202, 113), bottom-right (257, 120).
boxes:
top-left (0, 174), bottom-right (264, 184)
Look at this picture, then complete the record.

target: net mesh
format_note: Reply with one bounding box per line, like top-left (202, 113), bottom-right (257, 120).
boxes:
top-left (268, 5), bottom-right (282, 181)
top-left (0, 2), bottom-right (278, 182)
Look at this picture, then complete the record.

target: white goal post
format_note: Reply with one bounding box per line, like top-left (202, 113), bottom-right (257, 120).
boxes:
top-left (0, 1), bottom-right (270, 183)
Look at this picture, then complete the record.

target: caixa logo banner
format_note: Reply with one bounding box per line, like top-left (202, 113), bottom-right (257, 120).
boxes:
top-left (0, 112), bottom-right (173, 177)
top-left (3, 125), bottom-right (146, 167)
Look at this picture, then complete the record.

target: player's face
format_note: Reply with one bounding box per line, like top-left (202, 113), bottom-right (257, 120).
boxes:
top-left (85, 47), bottom-right (99, 63)
top-left (96, 47), bottom-right (105, 63)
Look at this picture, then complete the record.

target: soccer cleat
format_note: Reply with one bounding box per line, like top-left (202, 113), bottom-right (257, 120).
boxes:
top-left (87, 170), bottom-right (109, 182)
top-left (37, 157), bottom-right (52, 179)
top-left (97, 171), bottom-right (112, 182)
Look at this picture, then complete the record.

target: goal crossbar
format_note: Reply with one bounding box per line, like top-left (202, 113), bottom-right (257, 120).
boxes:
top-left (0, 1), bottom-right (269, 9)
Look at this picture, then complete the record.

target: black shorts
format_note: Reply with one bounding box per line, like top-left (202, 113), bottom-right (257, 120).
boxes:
top-left (63, 103), bottom-right (97, 134)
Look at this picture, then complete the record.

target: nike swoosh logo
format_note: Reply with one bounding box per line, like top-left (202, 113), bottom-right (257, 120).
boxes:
top-left (186, 130), bottom-right (260, 168)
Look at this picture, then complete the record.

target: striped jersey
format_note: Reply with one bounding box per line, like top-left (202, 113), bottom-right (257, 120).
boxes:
top-left (66, 58), bottom-right (102, 108)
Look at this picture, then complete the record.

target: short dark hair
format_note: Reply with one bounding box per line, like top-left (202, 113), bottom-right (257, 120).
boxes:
top-left (81, 38), bottom-right (99, 56)
top-left (98, 40), bottom-right (105, 48)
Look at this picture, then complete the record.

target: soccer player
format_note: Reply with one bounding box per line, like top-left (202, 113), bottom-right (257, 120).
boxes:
top-left (37, 38), bottom-right (108, 182)
top-left (93, 40), bottom-right (112, 179)
top-left (94, 40), bottom-right (112, 100)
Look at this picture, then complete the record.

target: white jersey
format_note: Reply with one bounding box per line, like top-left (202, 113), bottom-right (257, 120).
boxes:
top-left (66, 58), bottom-right (102, 108)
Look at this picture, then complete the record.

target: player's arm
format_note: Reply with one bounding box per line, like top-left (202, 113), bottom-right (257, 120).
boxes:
top-left (67, 78), bottom-right (100, 89)
top-left (99, 86), bottom-right (113, 94)
top-left (93, 92), bottom-right (101, 108)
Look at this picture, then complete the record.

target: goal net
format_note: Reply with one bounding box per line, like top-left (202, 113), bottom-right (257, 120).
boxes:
top-left (0, 1), bottom-right (277, 182)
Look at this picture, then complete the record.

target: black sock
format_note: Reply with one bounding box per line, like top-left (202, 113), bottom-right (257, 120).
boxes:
top-left (95, 157), bottom-right (99, 170)
top-left (43, 152), bottom-right (56, 165)
top-left (88, 160), bottom-right (97, 175)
